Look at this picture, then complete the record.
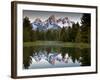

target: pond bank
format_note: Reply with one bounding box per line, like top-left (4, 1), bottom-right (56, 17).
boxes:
top-left (23, 41), bottom-right (90, 48)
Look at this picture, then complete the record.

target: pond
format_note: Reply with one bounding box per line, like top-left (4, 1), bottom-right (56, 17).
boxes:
top-left (23, 46), bottom-right (91, 69)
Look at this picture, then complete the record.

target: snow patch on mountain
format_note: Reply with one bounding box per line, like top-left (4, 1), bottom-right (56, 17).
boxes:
top-left (32, 15), bottom-right (74, 30)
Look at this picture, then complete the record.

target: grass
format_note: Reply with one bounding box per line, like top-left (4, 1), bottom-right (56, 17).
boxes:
top-left (23, 41), bottom-right (90, 48)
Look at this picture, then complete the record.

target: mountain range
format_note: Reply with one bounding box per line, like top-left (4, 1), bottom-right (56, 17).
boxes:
top-left (32, 15), bottom-right (74, 31)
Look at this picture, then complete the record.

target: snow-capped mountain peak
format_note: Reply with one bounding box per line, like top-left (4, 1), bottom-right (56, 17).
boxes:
top-left (32, 15), bottom-right (74, 30)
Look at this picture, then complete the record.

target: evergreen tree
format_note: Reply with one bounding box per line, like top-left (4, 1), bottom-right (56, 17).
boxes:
top-left (71, 23), bottom-right (79, 42)
top-left (46, 30), bottom-right (51, 40)
top-left (30, 30), bottom-right (37, 41)
top-left (67, 26), bottom-right (72, 42)
top-left (23, 16), bottom-right (33, 42)
top-left (60, 27), bottom-right (67, 42)
top-left (75, 22), bottom-right (81, 43)
top-left (36, 28), bottom-right (40, 40)
top-left (75, 29), bottom-right (81, 43)
top-left (81, 13), bottom-right (91, 43)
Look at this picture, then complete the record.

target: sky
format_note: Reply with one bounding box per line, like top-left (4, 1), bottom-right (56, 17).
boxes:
top-left (23, 10), bottom-right (83, 24)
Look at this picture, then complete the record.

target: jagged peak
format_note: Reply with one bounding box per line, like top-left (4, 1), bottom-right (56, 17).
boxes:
top-left (32, 15), bottom-right (74, 30)
top-left (34, 18), bottom-right (42, 23)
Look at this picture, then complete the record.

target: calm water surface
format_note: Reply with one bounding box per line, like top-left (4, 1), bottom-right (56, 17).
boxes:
top-left (23, 46), bottom-right (90, 69)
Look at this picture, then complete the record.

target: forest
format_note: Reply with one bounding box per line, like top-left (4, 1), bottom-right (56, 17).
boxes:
top-left (23, 13), bottom-right (91, 44)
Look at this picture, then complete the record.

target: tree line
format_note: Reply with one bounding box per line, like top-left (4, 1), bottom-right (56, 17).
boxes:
top-left (23, 13), bottom-right (90, 43)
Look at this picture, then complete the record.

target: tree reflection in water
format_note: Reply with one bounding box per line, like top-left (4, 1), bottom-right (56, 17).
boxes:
top-left (23, 46), bottom-right (90, 69)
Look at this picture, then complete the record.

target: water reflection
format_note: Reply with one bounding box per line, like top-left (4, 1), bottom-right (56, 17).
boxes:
top-left (23, 46), bottom-right (91, 69)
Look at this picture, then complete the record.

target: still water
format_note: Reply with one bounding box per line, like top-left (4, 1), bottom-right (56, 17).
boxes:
top-left (23, 46), bottom-right (90, 69)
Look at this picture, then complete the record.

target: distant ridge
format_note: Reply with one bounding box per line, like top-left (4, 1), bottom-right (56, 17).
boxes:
top-left (32, 15), bottom-right (74, 30)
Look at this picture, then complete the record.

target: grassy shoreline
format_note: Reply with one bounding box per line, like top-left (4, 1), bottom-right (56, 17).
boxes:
top-left (23, 41), bottom-right (90, 48)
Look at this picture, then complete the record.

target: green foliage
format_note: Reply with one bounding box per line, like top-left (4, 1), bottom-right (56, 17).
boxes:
top-left (30, 30), bottom-right (37, 41)
top-left (80, 48), bottom-right (91, 66)
top-left (23, 17), bottom-right (33, 41)
top-left (81, 14), bottom-right (91, 43)
top-left (23, 28), bottom-right (31, 42)
top-left (23, 47), bottom-right (34, 69)
top-left (71, 23), bottom-right (80, 42)
top-left (23, 16), bottom-right (32, 30)
top-left (65, 27), bottom-right (71, 42)
top-left (60, 27), bottom-right (67, 42)
top-left (23, 16), bottom-right (36, 42)
top-left (75, 29), bottom-right (81, 43)
top-left (81, 14), bottom-right (91, 27)
top-left (23, 15), bottom-right (90, 43)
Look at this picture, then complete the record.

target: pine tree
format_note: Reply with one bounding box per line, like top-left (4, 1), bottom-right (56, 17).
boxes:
top-left (75, 29), bottom-right (81, 43)
top-left (23, 16), bottom-right (34, 42)
top-left (81, 14), bottom-right (91, 43)
top-left (60, 27), bottom-right (67, 42)
top-left (71, 23), bottom-right (79, 42)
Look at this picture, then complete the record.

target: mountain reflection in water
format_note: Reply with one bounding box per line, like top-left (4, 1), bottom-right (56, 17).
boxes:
top-left (23, 46), bottom-right (90, 69)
